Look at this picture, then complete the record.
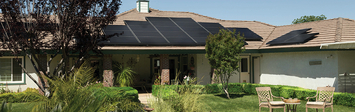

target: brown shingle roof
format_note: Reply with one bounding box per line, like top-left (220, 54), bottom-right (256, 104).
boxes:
top-left (259, 18), bottom-right (355, 49)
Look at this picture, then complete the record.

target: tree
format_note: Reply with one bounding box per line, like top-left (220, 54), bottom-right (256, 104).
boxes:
top-left (0, 0), bottom-right (122, 95)
top-left (205, 29), bottom-right (245, 99)
top-left (292, 14), bottom-right (327, 24)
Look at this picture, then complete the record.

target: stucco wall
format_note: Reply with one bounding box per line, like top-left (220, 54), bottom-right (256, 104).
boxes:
top-left (196, 54), bottom-right (211, 85)
top-left (338, 51), bottom-right (355, 74)
top-left (260, 51), bottom-right (338, 91)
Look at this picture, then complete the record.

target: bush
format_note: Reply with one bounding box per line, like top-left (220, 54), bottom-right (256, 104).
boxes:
top-left (333, 92), bottom-right (355, 107)
top-left (150, 85), bottom-right (207, 112)
top-left (153, 83), bottom-right (355, 107)
top-left (0, 88), bottom-right (45, 103)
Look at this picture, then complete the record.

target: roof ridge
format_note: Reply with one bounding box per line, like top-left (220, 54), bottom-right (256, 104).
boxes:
top-left (335, 17), bottom-right (343, 42)
top-left (259, 27), bottom-right (276, 49)
top-left (116, 8), bottom-right (137, 17)
top-left (148, 8), bottom-right (276, 27)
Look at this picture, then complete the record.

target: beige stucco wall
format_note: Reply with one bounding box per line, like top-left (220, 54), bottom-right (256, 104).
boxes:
top-left (196, 54), bottom-right (211, 85)
top-left (259, 51), bottom-right (339, 91)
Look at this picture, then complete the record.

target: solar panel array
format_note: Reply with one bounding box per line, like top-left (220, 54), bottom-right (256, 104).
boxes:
top-left (267, 28), bottom-right (319, 45)
top-left (103, 17), bottom-right (262, 46)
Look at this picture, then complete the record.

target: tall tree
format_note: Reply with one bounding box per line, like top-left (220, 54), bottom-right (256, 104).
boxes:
top-left (292, 14), bottom-right (327, 24)
top-left (205, 29), bottom-right (245, 99)
top-left (0, 0), bottom-right (122, 95)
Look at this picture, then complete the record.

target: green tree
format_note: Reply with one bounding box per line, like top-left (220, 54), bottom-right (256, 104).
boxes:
top-left (292, 14), bottom-right (327, 24)
top-left (205, 29), bottom-right (245, 99)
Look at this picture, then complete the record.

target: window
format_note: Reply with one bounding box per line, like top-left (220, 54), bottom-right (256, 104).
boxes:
top-left (241, 58), bottom-right (248, 72)
top-left (0, 58), bottom-right (23, 83)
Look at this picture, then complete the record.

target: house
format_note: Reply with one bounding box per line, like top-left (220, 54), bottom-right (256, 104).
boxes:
top-left (2, 0), bottom-right (355, 92)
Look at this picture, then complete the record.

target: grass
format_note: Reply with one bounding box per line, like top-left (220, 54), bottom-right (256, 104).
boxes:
top-left (201, 93), bottom-right (355, 112)
top-left (11, 102), bottom-right (37, 112)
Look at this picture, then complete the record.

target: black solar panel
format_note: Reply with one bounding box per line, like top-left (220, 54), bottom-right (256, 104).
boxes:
top-left (102, 25), bottom-right (139, 45)
top-left (170, 18), bottom-right (209, 45)
top-left (267, 28), bottom-right (319, 45)
top-left (227, 28), bottom-right (263, 41)
top-left (125, 20), bottom-right (169, 45)
top-left (146, 17), bottom-right (196, 45)
top-left (198, 22), bottom-right (224, 34)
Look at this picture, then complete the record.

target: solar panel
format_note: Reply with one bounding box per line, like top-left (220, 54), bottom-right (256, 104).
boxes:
top-left (227, 28), bottom-right (263, 41)
top-left (146, 17), bottom-right (196, 45)
top-left (198, 22), bottom-right (224, 34)
top-left (102, 25), bottom-right (139, 45)
top-left (267, 28), bottom-right (319, 45)
top-left (125, 20), bottom-right (169, 45)
top-left (170, 18), bottom-right (209, 45)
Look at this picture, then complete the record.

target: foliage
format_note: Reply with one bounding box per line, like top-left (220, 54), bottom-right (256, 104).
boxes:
top-left (292, 14), bottom-right (327, 24)
top-left (153, 83), bottom-right (355, 107)
top-left (0, 0), bottom-right (122, 93)
top-left (0, 88), bottom-right (46, 103)
top-left (0, 101), bottom-right (12, 112)
top-left (113, 62), bottom-right (136, 87)
top-left (205, 29), bottom-right (245, 99)
top-left (32, 63), bottom-right (142, 112)
top-left (150, 85), bottom-right (207, 112)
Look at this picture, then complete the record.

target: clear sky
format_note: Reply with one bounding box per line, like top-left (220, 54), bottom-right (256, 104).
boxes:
top-left (119, 0), bottom-right (355, 26)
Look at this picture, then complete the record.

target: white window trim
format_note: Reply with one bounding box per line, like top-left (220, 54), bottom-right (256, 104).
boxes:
top-left (0, 56), bottom-right (24, 84)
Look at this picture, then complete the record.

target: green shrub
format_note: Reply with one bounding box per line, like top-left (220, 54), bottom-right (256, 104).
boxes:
top-left (204, 84), bottom-right (222, 94)
top-left (0, 88), bottom-right (45, 103)
top-left (279, 87), bottom-right (295, 98)
top-left (228, 83), bottom-right (244, 94)
top-left (334, 92), bottom-right (355, 107)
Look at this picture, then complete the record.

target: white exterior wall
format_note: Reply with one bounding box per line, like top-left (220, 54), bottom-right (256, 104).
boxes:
top-left (338, 51), bottom-right (355, 74)
top-left (260, 51), bottom-right (338, 91)
top-left (196, 54), bottom-right (211, 85)
top-left (136, 2), bottom-right (149, 13)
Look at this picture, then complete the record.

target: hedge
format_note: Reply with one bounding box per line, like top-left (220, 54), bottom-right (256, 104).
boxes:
top-left (90, 84), bottom-right (139, 103)
top-left (0, 88), bottom-right (46, 103)
top-left (152, 83), bottom-right (355, 107)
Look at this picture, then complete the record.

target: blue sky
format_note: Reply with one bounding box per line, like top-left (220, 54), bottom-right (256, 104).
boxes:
top-left (119, 0), bottom-right (355, 26)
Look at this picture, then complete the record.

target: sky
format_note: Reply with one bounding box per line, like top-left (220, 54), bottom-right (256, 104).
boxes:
top-left (118, 0), bottom-right (355, 26)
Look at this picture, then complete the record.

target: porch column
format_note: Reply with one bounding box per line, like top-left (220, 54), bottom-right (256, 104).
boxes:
top-left (37, 54), bottom-right (49, 95)
top-left (160, 54), bottom-right (169, 85)
top-left (103, 54), bottom-right (114, 87)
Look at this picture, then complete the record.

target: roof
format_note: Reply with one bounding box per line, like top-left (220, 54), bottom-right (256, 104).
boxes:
top-left (103, 8), bottom-right (355, 51)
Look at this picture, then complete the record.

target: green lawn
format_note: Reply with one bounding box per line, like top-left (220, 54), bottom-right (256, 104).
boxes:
top-left (201, 94), bottom-right (355, 112)
top-left (12, 102), bottom-right (37, 112)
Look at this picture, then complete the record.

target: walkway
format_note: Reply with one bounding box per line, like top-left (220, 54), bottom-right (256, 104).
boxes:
top-left (138, 93), bottom-right (154, 106)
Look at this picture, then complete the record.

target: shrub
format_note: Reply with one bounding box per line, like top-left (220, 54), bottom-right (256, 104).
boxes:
top-left (150, 85), bottom-right (207, 112)
top-left (0, 88), bottom-right (45, 103)
top-left (333, 92), bottom-right (355, 107)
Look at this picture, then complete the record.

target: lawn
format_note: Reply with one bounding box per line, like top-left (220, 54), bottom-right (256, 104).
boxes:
top-left (201, 93), bottom-right (355, 112)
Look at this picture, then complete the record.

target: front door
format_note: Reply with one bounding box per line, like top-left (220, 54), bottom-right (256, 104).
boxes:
top-left (240, 56), bottom-right (250, 83)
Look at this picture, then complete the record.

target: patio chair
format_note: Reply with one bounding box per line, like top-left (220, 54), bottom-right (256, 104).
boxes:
top-left (306, 87), bottom-right (335, 112)
top-left (256, 87), bottom-right (286, 112)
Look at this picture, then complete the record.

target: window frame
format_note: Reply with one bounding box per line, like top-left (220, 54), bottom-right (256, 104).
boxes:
top-left (0, 57), bottom-right (25, 84)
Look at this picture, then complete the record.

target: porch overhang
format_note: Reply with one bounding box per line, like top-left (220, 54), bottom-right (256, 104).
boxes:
top-left (320, 41), bottom-right (355, 49)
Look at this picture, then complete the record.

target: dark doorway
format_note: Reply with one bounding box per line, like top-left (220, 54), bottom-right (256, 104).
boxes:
top-left (169, 59), bottom-right (175, 81)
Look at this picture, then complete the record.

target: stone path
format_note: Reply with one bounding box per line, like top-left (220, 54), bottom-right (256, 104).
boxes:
top-left (138, 93), bottom-right (153, 106)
